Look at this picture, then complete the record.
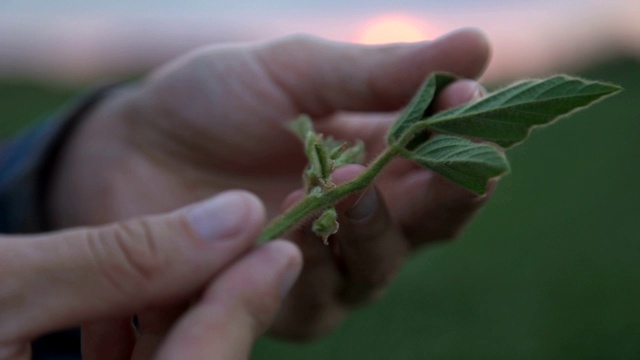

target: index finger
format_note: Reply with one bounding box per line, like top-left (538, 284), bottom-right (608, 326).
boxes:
top-left (254, 28), bottom-right (490, 118)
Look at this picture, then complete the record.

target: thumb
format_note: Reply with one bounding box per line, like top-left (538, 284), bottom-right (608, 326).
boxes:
top-left (0, 190), bottom-right (265, 344)
top-left (157, 240), bottom-right (303, 360)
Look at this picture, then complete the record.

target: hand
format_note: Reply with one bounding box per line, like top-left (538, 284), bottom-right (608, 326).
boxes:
top-left (0, 191), bottom-right (302, 359)
top-left (47, 29), bottom-right (492, 339)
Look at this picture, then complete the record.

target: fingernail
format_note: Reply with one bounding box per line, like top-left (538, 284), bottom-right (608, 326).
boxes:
top-left (472, 83), bottom-right (487, 100)
top-left (345, 188), bottom-right (378, 222)
top-left (185, 193), bottom-right (249, 242)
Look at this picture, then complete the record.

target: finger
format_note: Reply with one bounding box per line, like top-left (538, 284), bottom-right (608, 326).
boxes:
top-left (0, 191), bottom-right (265, 343)
top-left (156, 241), bottom-right (302, 360)
top-left (270, 165), bottom-right (365, 339)
top-left (382, 80), bottom-right (495, 247)
top-left (432, 79), bottom-right (487, 113)
top-left (129, 304), bottom-right (188, 360)
top-left (401, 176), bottom-right (497, 247)
top-left (81, 306), bottom-right (187, 360)
top-left (269, 225), bottom-right (347, 340)
top-left (0, 343), bottom-right (30, 360)
top-left (335, 187), bottom-right (410, 306)
top-left (255, 28), bottom-right (490, 117)
top-left (312, 79), bottom-right (488, 160)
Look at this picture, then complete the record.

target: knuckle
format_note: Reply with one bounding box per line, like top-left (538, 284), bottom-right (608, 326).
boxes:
top-left (87, 220), bottom-right (169, 299)
top-left (262, 33), bottom-right (325, 66)
top-left (280, 33), bottom-right (322, 48)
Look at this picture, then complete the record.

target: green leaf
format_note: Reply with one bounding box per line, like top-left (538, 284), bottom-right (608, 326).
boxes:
top-left (327, 139), bottom-right (347, 159)
top-left (312, 207), bottom-right (339, 245)
top-left (288, 114), bottom-right (313, 141)
top-left (387, 72), bottom-right (458, 144)
top-left (334, 140), bottom-right (365, 167)
top-left (313, 140), bottom-right (332, 179)
top-left (423, 76), bottom-right (621, 148)
top-left (403, 135), bottom-right (510, 195)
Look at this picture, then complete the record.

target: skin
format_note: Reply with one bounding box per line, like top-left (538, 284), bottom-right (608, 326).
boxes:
top-left (0, 191), bottom-right (303, 359)
top-left (40, 28), bottom-right (492, 355)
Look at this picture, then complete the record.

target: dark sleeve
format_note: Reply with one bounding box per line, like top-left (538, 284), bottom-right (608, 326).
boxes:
top-left (0, 85), bottom-right (119, 360)
top-left (0, 85), bottom-right (118, 234)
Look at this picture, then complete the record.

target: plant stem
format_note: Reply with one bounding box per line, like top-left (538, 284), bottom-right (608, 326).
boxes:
top-left (258, 146), bottom-right (400, 242)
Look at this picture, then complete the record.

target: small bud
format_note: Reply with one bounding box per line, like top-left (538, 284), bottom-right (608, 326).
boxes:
top-left (312, 207), bottom-right (339, 245)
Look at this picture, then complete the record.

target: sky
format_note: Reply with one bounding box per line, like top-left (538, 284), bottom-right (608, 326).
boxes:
top-left (0, 0), bottom-right (637, 84)
top-left (0, 0), bottom-right (542, 13)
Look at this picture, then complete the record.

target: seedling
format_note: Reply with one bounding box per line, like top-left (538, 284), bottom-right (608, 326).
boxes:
top-left (258, 73), bottom-right (621, 243)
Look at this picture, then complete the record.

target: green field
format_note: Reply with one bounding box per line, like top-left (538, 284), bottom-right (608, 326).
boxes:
top-left (2, 58), bottom-right (639, 359)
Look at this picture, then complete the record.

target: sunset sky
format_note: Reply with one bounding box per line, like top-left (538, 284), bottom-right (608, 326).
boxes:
top-left (0, 0), bottom-right (637, 84)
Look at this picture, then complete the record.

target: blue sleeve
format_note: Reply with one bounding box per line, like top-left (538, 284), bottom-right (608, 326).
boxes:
top-left (0, 85), bottom-right (119, 359)
top-left (0, 85), bottom-right (118, 234)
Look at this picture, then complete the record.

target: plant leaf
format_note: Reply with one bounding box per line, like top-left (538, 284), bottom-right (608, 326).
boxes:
top-left (387, 72), bottom-right (458, 144)
top-left (422, 75), bottom-right (621, 148)
top-left (403, 135), bottom-right (510, 195)
top-left (288, 114), bottom-right (313, 141)
top-left (313, 140), bottom-right (332, 179)
top-left (334, 140), bottom-right (365, 167)
top-left (312, 207), bottom-right (339, 245)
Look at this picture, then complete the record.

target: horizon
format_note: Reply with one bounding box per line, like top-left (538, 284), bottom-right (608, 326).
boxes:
top-left (0, 0), bottom-right (637, 84)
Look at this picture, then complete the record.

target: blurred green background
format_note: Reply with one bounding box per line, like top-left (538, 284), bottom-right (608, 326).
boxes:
top-left (2, 58), bottom-right (639, 359)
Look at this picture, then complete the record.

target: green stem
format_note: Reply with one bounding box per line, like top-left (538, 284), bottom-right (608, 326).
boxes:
top-left (258, 146), bottom-right (400, 242)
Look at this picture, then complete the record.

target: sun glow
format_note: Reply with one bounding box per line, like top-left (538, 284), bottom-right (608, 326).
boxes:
top-left (357, 15), bottom-right (433, 44)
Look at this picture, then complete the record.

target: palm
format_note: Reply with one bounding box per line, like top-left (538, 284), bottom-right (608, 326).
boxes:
top-left (130, 43), bottom-right (398, 218)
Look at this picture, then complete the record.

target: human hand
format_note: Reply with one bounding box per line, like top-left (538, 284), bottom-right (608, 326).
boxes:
top-left (48, 28), bottom-right (492, 338)
top-left (0, 192), bottom-right (302, 359)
